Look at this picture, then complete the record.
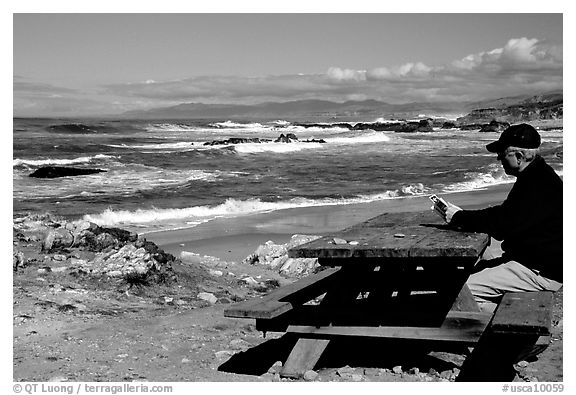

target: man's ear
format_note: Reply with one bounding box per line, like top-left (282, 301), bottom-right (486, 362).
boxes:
top-left (514, 151), bottom-right (525, 160)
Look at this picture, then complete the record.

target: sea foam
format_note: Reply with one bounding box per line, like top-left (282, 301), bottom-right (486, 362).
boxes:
top-left (13, 154), bottom-right (114, 167)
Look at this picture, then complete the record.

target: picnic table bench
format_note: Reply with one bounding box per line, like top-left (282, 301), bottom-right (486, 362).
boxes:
top-left (224, 211), bottom-right (554, 381)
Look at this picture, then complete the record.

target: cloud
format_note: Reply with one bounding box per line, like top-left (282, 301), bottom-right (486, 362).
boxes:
top-left (14, 37), bottom-right (563, 116)
top-left (367, 62), bottom-right (432, 80)
top-left (104, 37), bottom-right (560, 105)
top-left (449, 37), bottom-right (562, 75)
top-left (14, 81), bottom-right (77, 95)
top-left (326, 67), bottom-right (366, 82)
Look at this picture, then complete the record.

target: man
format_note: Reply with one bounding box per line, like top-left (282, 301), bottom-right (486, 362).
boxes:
top-left (436, 123), bottom-right (563, 312)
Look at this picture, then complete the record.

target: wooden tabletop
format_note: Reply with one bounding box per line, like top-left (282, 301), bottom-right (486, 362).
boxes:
top-left (288, 211), bottom-right (489, 261)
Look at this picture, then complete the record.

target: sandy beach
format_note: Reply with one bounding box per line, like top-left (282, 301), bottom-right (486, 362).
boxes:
top-left (145, 183), bottom-right (514, 262)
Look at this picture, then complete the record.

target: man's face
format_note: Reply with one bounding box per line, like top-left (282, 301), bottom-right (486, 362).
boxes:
top-left (497, 148), bottom-right (521, 176)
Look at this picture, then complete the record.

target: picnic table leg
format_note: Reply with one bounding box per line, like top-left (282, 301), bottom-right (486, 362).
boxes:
top-left (280, 264), bottom-right (371, 378)
top-left (450, 284), bottom-right (481, 312)
top-left (456, 332), bottom-right (540, 381)
top-left (280, 337), bottom-right (331, 379)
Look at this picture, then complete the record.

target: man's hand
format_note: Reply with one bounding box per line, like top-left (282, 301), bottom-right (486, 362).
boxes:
top-left (431, 200), bottom-right (462, 223)
top-left (444, 202), bottom-right (462, 223)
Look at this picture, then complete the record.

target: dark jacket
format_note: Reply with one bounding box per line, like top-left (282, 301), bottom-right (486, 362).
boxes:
top-left (450, 156), bottom-right (562, 282)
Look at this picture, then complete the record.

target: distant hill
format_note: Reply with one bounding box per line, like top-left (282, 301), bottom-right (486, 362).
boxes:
top-left (121, 91), bottom-right (562, 122)
top-left (456, 91), bottom-right (563, 124)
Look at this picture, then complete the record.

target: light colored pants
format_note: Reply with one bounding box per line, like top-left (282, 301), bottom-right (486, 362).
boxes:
top-left (466, 239), bottom-right (563, 313)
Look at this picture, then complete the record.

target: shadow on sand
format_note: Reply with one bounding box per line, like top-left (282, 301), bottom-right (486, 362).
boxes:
top-left (218, 333), bottom-right (466, 377)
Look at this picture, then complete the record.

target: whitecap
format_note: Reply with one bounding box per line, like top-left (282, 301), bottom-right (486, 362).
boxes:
top-left (13, 154), bottom-right (115, 167)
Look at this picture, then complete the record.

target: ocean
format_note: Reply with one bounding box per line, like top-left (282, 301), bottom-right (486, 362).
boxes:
top-left (13, 118), bottom-right (563, 235)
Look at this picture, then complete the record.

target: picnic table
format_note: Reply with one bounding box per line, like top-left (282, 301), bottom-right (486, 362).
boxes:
top-left (224, 211), bottom-right (553, 381)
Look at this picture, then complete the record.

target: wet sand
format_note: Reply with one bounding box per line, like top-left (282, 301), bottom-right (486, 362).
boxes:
top-left (144, 184), bottom-right (513, 262)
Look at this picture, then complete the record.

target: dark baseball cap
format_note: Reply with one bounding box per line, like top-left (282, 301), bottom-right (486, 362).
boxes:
top-left (486, 123), bottom-right (541, 153)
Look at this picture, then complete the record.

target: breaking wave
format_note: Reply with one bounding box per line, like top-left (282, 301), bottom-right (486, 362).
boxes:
top-left (82, 183), bottom-right (432, 228)
top-left (13, 154), bottom-right (115, 168)
top-left (209, 121), bottom-right (266, 129)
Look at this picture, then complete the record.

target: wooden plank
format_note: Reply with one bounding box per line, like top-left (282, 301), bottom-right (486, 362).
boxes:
top-left (457, 291), bottom-right (554, 381)
top-left (223, 267), bottom-right (341, 319)
top-left (288, 211), bottom-right (489, 260)
top-left (491, 291), bottom-right (553, 335)
top-left (450, 284), bottom-right (481, 312)
top-left (409, 229), bottom-right (489, 258)
top-left (346, 211), bottom-right (426, 229)
top-left (457, 333), bottom-right (537, 381)
top-left (285, 311), bottom-right (491, 344)
top-left (280, 338), bottom-right (330, 379)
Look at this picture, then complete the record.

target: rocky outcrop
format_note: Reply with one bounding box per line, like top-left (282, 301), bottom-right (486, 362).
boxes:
top-left (204, 133), bottom-right (324, 146)
top-left (274, 133), bottom-right (298, 143)
top-left (242, 235), bottom-right (322, 277)
top-left (395, 119), bottom-right (434, 133)
top-left (297, 120), bottom-right (437, 133)
top-left (13, 213), bottom-right (176, 283)
top-left (456, 94), bottom-right (563, 125)
top-left (203, 137), bottom-right (271, 146)
top-left (478, 120), bottom-right (510, 133)
top-left (29, 166), bottom-right (106, 178)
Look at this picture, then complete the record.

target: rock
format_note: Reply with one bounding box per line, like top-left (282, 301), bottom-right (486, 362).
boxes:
top-left (303, 370), bottom-right (319, 381)
top-left (13, 251), bottom-right (26, 271)
top-left (279, 257), bottom-right (319, 277)
top-left (392, 365), bottom-right (403, 374)
top-left (351, 374), bottom-right (363, 382)
top-left (229, 338), bottom-right (251, 350)
top-left (440, 370), bottom-right (453, 380)
top-left (268, 361), bottom-right (283, 374)
top-left (42, 228), bottom-right (74, 251)
top-left (203, 137), bottom-right (268, 146)
top-left (396, 119), bottom-right (434, 133)
top-left (69, 258), bottom-right (87, 266)
top-left (197, 292), bottom-right (218, 304)
top-left (214, 350), bottom-right (235, 361)
top-left (29, 166), bottom-right (106, 178)
top-left (95, 233), bottom-right (118, 249)
top-left (517, 360), bottom-right (530, 368)
top-left (274, 133), bottom-right (298, 143)
top-left (48, 376), bottom-right (68, 382)
top-left (479, 120), bottom-right (510, 133)
top-left (52, 254), bottom-right (67, 261)
top-left (337, 365), bottom-right (356, 378)
top-left (240, 276), bottom-right (260, 286)
top-left (243, 234), bottom-right (322, 277)
top-left (208, 269), bottom-right (223, 276)
top-left (408, 367), bottom-right (419, 375)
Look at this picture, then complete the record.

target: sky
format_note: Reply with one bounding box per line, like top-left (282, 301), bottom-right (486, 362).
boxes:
top-left (12, 11), bottom-right (564, 117)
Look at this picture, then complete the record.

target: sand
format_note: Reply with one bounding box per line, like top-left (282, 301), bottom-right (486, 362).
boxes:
top-left (144, 183), bottom-right (513, 262)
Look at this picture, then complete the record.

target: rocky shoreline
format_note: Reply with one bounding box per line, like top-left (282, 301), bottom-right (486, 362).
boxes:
top-left (12, 213), bottom-right (563, 382)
